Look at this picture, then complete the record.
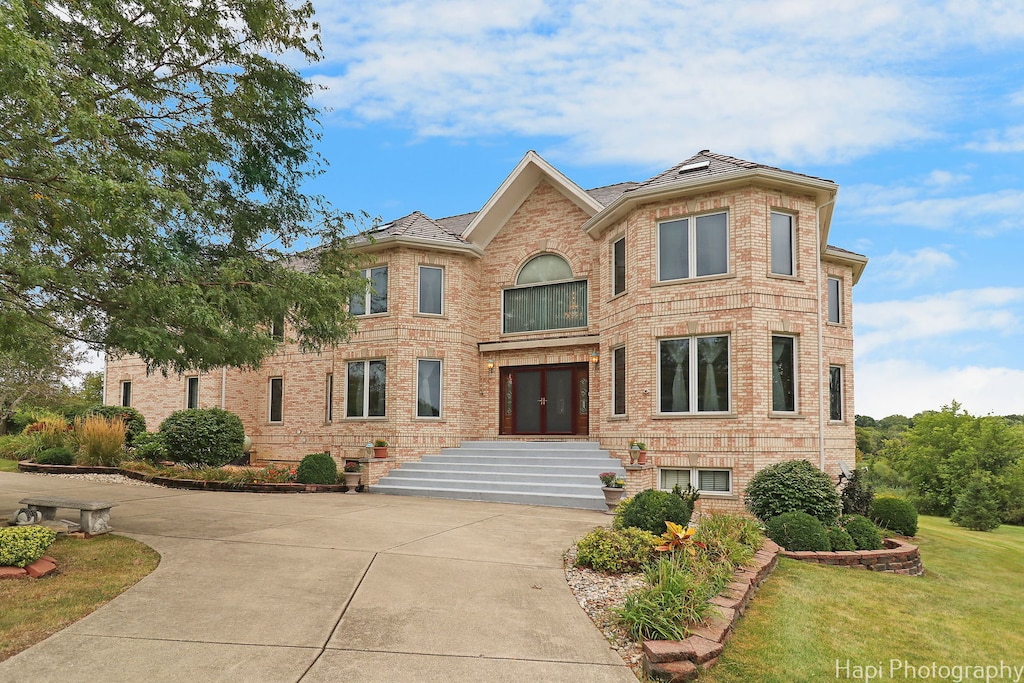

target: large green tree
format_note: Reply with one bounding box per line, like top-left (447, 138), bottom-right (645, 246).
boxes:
top-left (1, 0), bottom-right (364, 373)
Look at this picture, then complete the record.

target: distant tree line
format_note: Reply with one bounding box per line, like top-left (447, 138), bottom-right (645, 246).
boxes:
top-left (856, 402), bottom-right (1024, 526)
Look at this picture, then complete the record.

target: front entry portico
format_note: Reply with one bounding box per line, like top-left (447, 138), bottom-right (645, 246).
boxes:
top-left (499, 363), bottom-right (589, 436)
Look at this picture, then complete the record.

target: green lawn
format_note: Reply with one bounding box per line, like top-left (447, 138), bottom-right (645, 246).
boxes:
top-left (703, 517), bottom-right (1024, 682)
top-left (0, 459), bottom-right (19, 473)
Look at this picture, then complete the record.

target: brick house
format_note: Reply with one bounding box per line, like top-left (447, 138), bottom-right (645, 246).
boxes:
top-left (105, 150), bottom-right (867, 511)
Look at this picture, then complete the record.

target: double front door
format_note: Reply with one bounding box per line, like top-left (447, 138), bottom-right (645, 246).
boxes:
top-left (499, 364), bottom-right (589, 435)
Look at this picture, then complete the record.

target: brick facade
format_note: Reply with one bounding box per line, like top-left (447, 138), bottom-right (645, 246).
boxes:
top-left (105, 151), bottom-right (866, 509)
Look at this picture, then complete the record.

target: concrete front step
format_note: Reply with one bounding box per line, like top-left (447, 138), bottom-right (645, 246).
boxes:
top-left (371, 440), bottom-right (624, 510)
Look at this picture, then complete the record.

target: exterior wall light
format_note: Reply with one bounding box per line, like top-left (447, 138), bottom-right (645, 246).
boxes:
top-left (590, 352), bottom-right (600, 365)
top-left (486, 358), bottom-right (495, 374)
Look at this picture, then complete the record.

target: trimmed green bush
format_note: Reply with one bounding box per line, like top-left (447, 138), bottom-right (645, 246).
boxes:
top-left (35, 447), bottom-right (75, 465)
top-left (574, 527), bottom-right (659, 573)
top-left (951, 471), bottom-right (1002, 532)
top-left (0, 525), bottom-right (58, 567)
top-left (88, 406), bottom-right (146, 444)
top-left (826, 525), bottom-right (856, 551)
top-left (295, 452), bottom-right (338, 485)
top-left (159, 408), bottom-right (244, 467)
top-left (765, 511), bottom-right (830, 551)
top-left (745, 459), bottom-right (842, 525)
top-left (130, 432), bottom-right (166, 462)
top-left (613, 488), bottom-right (693, 535)
top-left (871, 495), bottom-right (918, 536)
top-left (842, 515), bottom-right (884, 550)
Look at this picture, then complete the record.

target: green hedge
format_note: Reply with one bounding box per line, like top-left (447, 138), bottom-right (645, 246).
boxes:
top-left (871, 496), bottom-right (918, 536)
top-left (295, 452), bottom-right (337, 485)
top-left (0, 525), bottom-right (58, 567)
top-left (745, 459), bottom-right (842, 525)
top-left (765, 511), bottom-right (830, 551)
top-left (159, 408), bottom-right (244, 467)
top-left (613, 489), bottom-right (693, 535)
top-left (842, 515), bottom-right (884, 550)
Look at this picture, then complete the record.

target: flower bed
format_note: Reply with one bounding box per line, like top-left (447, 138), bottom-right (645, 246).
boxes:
top-left (779, 536), bottom-right (923, 575)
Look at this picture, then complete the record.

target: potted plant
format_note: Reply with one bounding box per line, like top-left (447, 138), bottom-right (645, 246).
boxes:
top-left (599, 471), bottom-right (626, 514)
top-left (628, 440), bottom-right (647, 465)
top-left (343, 461), bottom-right (361, 493)
top-left (373, 439), bottom-right (389, 458)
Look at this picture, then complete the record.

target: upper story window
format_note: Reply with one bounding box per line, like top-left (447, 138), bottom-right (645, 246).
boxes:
top-left (612, 237), bottom-right (626, 296)
top-left (770, 212), bottom-right (795, 276)
top-left (503, 254), bottom-right (587, 334)
top-left (418, 266), bottom-right (444, 315)
top-left (658, 212), bottom-right (729, 282)
top-left (658, 335), bottom-right (730, 414)
top-left (270, 313), bottom-right (285, 342)
top-left (827, 277), bottom-right (842, 324)
top-left (351, 266), bottom-right (388, 316)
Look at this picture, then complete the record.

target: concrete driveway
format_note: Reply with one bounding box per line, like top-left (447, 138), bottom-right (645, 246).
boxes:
top-left (0, 471), bottom-right (635, 682)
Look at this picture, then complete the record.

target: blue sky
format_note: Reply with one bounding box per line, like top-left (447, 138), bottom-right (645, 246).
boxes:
top-left (286, 0), bottom-right (1024, 420)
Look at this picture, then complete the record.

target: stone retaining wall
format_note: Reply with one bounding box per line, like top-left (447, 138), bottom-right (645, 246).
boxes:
top-left (780, 537), bottom-right (923, 576)
top-left (642, 540), bottom-right (781, 682)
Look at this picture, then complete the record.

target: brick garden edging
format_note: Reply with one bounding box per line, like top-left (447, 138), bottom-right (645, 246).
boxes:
top-left (780, 537), bottom-right (924, 575)
top-left (17, 461), bottom-right (348, 493)
top-left (642, 539), bottom-right (781, 682)
top-left (0, 555), bottom-right (58, 580)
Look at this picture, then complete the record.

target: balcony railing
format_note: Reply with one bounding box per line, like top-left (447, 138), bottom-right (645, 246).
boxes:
top-left (503, 280), bottom-right (587, 334)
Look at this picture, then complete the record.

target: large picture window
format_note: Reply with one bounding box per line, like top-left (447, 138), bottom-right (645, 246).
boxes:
top-left (658, 212), bottom-right (728, 281)
top-left (612, 346), bottom-right (626, 416)
top-left (416, 359), bottom-right (442, 418)
top-left (351, 267), bottom-right (388, 316)
top-left (503, 254), bottom-right (587, 334)
top-left (418, 266), bottom-right (443, 315)
top-left (771, 335), bottom-right (796, 412)
top-left (659, 335), bottom-right (730, 413)
top-left (770, 212), bottom-right (794, 276)
top-left (347, 360), bottom-right (386, 418)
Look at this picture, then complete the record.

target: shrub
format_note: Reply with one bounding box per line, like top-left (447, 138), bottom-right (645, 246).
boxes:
top-left (0, 435), bottom-right (35, 461)
top-left (74, 416), bottom-right (127, 466)
top-left (951, 471), bottom-right (1002, 532)
top-left (613, 488), bottom-right (693, 535)
top-left (765, 511), bottom-right (830, 551)
top-left (745, 459), bottom-right (842, 525)
top-left (615, 555), bottom-right (724, 642)
top-left (87, 406), bottom-right (147, 444)
top-left (693, 513), bottom-right (764, 567)
top-left (130, 432), bottom-right (166, 462)
top-left (24, 417), bottom-right (73, 452)
top-left (841, 467), bottom-right (875, 517)
top-left (826, 526), bottom-right (856, 551)
top-left (574, 527), bottom-right (659, 573)
top-left (871, 495), bottom-right (918, 536)
top-left (842, 515), bottom-right (883, 550)
top-left (295, 452), bottom-right (338, 485)
top-left (35, 447), bottom-right (76, 465)
top-left (0, 525), bottom-right (58, 567)
top-left (159, 408), bottom-right (244, 467)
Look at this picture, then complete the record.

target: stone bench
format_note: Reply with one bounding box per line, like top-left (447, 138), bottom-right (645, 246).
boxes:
top-left (18, 497), bottom-right (118, 535)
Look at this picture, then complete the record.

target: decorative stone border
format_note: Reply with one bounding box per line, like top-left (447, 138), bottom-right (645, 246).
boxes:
top-left (642, 539), bottom-right (781, 682)
top-left (17, 461), bottom-right (348, 493)
top-left (0, 555), bottom-right (58, 580)
top-left (780, 537), bottom-right (924, 575)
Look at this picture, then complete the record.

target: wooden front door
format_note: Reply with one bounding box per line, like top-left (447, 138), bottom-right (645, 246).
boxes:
top-left (499, 364), bottom-right (589, 435)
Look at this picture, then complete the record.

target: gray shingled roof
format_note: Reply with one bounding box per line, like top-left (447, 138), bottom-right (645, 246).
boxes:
top-left (361, 210), bottom-right (471, 245)
top-left (632, 150), bottom-right (834, 192)
top-left (585, 181), bottom-right (640, 206)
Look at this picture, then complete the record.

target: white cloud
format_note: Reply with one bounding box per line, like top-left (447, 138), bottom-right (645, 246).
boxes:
top-left (300, 0), bottom-right (1024, 167)
top-left (844, 183), bottom-right (1024, 234)
top-left (856, 359), bottom-right (1024, 418)
top-left (964, 125), bottom-right (1024, 153)
top-left (855, 287), bottom-right (1024, 356)
top-left (870, 247), bottom-right (956, 287)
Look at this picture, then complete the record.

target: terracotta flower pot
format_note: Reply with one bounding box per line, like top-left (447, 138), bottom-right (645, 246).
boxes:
top-left (373, 446), bottom-right (388, 459)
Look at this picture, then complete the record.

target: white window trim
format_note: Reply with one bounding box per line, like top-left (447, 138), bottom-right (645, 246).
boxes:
top-left (829, 364), bottom-right (844, 422)
top-left (268, 377), bottom-right (283, 423)
top-left (656, 334), bottom-right (732, 415)
top-left (415, 358), bottom-right (443, 419)
top-left (352, 266), bottom-right (389, 316)
top-left (827, 276), bottom-right (842, 324)
top-left (659, 467), bottom-right (733, 496)
top-left (769, 211), bottom-right (796, 277)
top-left (345, 359), bottom-right (386, 419)
top-left (611, 235), bottom-right (626, 297)
top-left (611, 345), bottom-right (626, 416)
top-left (417, 265), bottom-right (444, 316)
top-left (656, 210), bottom-right (730, 283)
top-left (771, 334), bottom-right (798, 414)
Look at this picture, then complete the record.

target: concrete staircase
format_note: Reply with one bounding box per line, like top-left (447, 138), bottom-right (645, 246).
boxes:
top-left (370, 441), bottom-right (625, 511)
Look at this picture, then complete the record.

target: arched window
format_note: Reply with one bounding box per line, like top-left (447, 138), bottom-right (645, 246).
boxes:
top-left (516, 254), bottom-right (573, 285)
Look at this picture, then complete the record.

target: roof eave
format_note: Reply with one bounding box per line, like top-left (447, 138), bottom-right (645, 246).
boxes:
top-left (350, 235), bottom-right (484, 258)
top-left (824, 246), bottom-right (869, 285)
top-left (582, 168), bottom-right (839, 238)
